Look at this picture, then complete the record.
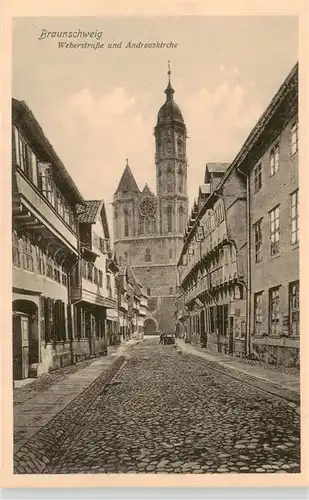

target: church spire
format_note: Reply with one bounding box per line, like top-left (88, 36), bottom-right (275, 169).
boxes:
top-left (164, 60), bottom-right (175, 102)
top-left (115, 160), bottom-right (140, 194)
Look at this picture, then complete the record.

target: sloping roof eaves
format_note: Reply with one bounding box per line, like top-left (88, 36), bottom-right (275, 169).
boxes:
top-left (12, 99), bottom-right (85, 205)
top-left (78, 200), bottom-right (102, 223)
top-left (206, 163), bottom-right (230, 173)
top-left (178, 62), bottom-right (298, 268)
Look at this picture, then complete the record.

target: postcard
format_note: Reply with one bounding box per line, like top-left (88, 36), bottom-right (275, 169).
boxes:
top-left (1, 0), bottom-right (308, 490)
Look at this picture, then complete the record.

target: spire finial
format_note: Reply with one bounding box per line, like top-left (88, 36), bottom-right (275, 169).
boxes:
top-left (126, 158), bottom-right (128, 167)
top-left (165, 61), bottom-right (174, 101)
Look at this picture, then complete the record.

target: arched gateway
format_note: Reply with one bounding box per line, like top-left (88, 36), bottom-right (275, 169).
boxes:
top-left (144, 318), bottom-right (157, 335)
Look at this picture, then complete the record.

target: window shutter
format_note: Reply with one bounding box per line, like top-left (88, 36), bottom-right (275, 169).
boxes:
top-left (45, 297), bottom-right (51, 343)
top-left (50, 298), bottom-right (56, 342)
top-left (61, 302), bottom-right (66, 341)
top-left (40, 296), bottom-right (45, 342)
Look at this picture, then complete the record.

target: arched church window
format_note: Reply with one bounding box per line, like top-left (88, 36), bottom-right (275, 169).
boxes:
top-left (177, 138), bottom-right (184, 155)
top-left (124, 208), bottom-right (129, 237)
top-left (145, 248), bottom-right (151, 262)
top-left (145, 218), bottom-right (150, 235)
top-left (178, 205), bottom-right (185, 234)
top-left (139, 216), bottom-right (144, 235)
top-left (168, 248), bottom-right (172, 260)
top-left (167, 206), bottom-right (173, 233)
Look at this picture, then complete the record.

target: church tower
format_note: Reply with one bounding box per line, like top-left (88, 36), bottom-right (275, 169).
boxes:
top-left (113, 64), bottom-right (188, 334)
top-left (155, 62), bottom-right (188, 237)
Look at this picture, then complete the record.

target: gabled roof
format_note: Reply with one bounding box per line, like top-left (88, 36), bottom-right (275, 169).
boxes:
top-left (77, 199), bottom-right (110, 239)
top-left (204, 163), bottom-right (230, 182)
top-left (78, 200), bottom-right (102, 223)
top-left (115, 164), bottom-right (140, 194)
top-left (199, 184), bottom-right (211, 195)
top-left (142, 183), bottom-right (154, 196)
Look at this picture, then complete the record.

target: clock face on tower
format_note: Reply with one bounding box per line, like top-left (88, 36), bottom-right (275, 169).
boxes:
top-left (139, 197), bottom-right (156, 217)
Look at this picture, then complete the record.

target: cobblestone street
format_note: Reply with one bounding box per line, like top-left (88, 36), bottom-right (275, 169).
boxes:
top-left (46, 338), bottom-right (300, 474)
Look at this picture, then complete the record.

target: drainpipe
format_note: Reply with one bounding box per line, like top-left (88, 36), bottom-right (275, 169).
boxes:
top-left (234, 170), bottom-right (251, 356)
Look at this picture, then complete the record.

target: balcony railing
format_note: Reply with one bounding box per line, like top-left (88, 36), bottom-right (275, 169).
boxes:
top-left (13, 169), bottom-right (78, 254)
top-left (184, 274), bottom-right (209, 305)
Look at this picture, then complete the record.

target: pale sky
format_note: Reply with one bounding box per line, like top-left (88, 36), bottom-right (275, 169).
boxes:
top-left (13, 16), bottom-right (298, 231)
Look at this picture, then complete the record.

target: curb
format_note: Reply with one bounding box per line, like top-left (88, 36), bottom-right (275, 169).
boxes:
top-left (177, 349), bottom-right (300, 406)
top-left (13, 355), bottom-right (126, 474)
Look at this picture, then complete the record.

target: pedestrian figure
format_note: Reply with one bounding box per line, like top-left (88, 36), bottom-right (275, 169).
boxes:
top-left (159, 333), bottom-right (164, 344)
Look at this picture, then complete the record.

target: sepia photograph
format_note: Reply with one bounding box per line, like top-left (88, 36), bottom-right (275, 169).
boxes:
top-left (7, 12), bottom-right (303, 482)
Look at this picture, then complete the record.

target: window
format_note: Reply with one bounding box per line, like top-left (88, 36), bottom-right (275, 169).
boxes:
top-left (270, 145), bottom-right (279, 176)
top-left (36, 247), bottom-right (46, 275)
top-left (169, 287), bottom-right (173, 295)
top-left (291, 190), bottom-right (299, 244)
top-left (269, 286), bottom-right (280, 335)
top-left (269, 206), bottom-right (280, 255)
top-left (209, 307), bottom-right (215, 333)
top-left (254, 219), bottom-right (263, 263)
top-left (87, 262), bottom-right (94, 282)
top-left (291, 122), bottom-right (298, 155)
top-left (39, 163), bottom-right (54, 206)
top-left (124, 209), bottom-right (129, 237)
top-left (289, 281), bottom-right (299, 336)
top-left (54, 265), bottom-right (61, 283)
top-left (167, 206), bottom-right (172, 233)
top-left (107, 274), bottom-right (111, 289)
top-left (12, 230), bottom-right (20, 267)
top-left (94, 268), bottom-right (99, 285)
top-left (82, 259), bottom-right (87, 279)
top-left (61, 272), bottom-right (67, 287)
top-left (98, 270), bottom-right (103, 287)
top-left (234, 285), bottom-right (243, 300)
top-left (55, 188), bottom-right (64, 218)
top-left (168, 249), bottom-right (172, 260)
top-left (22, 235), bottom-right (33, 271)
top-left (64, 204), bottom-right (71, 225)
top-left (147, 288), bottom-right (151, 296)
top-left (254, 164), bottom-right (262, 193)
top-left (178, 206), bottom-right (184, 233)
top-left (46, 255), bottom-right (53, 278)
top-left (254, 292), bottom-right (263, 335)
top-left (145, 248), bottom-right (151, 262)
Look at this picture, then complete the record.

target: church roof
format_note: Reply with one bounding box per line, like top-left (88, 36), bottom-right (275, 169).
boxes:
top-left (156, 63), bottom-right (185, 126)
top-left (115, 162), bottom-right (140, 194)
top-left (142, 183), bottom-right (154, 196)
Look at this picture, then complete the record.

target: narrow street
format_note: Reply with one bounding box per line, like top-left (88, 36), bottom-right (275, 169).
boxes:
top-left (45, 338), bottom-right (300, 474)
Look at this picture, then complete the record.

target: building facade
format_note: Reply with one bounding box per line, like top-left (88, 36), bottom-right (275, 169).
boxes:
top-left (176, 62), bottom-right (299, 368)
top-left (70, 200), bottom-right (119, 360)
top-left (113, 68), bottom-right (188, 334)
top-left (176, 163), bottom-right (247, 356)
top-left (12, 98), bottom-right (85, 379)
top-left (239, 63), bottom-right (299, 367)
top-left (12, 99), bottom-right (148, 382)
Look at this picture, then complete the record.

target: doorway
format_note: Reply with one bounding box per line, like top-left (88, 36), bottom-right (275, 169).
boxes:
top-left (13, 300), bottom-right (38, 380)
